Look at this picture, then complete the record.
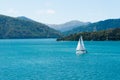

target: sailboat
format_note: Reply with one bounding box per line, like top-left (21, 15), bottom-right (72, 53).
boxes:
top-left (76, 36), bottom-right (87, 54)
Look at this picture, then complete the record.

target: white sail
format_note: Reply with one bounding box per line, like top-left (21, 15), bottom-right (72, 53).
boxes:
top-left (80, 36), bottom-right (85, 50)
top-left (76, 36), bottom-right (85, 51)
top-left (76, 36), bottom-right (87, 54)
top-left (76, 38), bottom-right (81, 50)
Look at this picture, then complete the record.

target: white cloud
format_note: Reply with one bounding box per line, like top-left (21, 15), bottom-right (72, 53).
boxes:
top-left (46, 9), bottom-right (55, 14)
top-left (36, 9), bottom-right (56, 15)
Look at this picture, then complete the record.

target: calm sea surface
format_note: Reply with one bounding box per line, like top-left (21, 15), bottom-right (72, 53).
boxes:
top-left (0, 39), bottom-right (120, 80)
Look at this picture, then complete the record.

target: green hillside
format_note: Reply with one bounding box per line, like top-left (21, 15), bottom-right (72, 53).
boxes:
top-left (0, 15), bottom-right (61, 39)
top-left (57, 28), bottom-right (120, 41)
top-left (64, 19), bottom-right (120, 35)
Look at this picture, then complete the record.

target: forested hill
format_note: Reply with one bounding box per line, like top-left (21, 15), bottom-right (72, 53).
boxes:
top-left (64, 18), bottom-right (120, 35)
top-left (0, 15), bottom-right (61, 39)
top-left (57, 28), bottom-right (120, 41)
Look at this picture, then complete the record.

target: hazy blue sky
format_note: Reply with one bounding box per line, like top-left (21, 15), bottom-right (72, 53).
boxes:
top-left (0, 0), bottom-right (120, 24)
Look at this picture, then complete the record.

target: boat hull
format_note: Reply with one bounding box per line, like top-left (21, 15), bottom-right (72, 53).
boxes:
top-left (76, 50), bottom-right (87, 55)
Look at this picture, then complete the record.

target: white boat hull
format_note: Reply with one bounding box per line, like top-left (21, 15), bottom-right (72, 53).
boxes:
top-left (76, 50), bottom-right (87, 55)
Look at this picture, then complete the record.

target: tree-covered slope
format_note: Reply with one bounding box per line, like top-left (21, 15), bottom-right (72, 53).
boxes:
top-left (17, 16), bottom-right (34, 22)
top-left (64, 19), bottom-right (120, 35)
top-left (0, 15), bottom-right (61, 39)
top-left (57, 28), bottom-right (120, 41)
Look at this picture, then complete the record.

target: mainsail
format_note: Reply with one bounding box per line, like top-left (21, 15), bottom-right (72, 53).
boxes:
top-left (80, 36), bottom-right (85, 50)
top-left (76, 36), bottom-right (86, 51)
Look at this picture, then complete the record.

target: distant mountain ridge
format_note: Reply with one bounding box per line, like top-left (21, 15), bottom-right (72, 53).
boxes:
top-left (48, 20), bottom-right (90, 32)
top-left (0, 15), bottom-right (61, 39)
top-left (64, 18), bottom-right (120, 35)
top-left (0, 14), bottom-right (120, 39)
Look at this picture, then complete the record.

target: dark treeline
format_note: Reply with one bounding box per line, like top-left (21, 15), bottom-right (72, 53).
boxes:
top-left (57, 28), bottom-right (120, 41)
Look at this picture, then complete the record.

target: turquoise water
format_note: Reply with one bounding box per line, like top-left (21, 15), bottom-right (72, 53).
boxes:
top-left (0, 39), bottom-right (120, 80)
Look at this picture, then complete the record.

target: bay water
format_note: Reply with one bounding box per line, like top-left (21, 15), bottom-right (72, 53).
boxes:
top-left (0, 39), bottom-right (120, 80)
